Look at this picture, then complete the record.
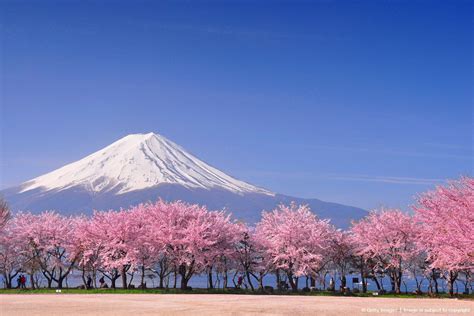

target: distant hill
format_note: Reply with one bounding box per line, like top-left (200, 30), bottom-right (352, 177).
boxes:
top-left (2, 133), bottom-right (366, 227)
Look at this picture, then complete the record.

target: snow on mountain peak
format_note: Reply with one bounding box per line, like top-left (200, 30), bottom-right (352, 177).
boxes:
top-left (19, 132), bottom-right (274, 196)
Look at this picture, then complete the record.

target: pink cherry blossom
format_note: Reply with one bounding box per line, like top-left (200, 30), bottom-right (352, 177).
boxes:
top-left (256, 203), bottom-right (332, 291)
top-left (351, 208), bottom-right (418, 294)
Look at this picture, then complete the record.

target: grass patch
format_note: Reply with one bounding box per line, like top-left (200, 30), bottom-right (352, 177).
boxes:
top-left (0, 288), bottom-right (472, 299)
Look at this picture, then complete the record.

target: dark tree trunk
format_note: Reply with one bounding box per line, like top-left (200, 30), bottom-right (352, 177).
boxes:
top-left (30, 273), bottom-right (36, 289)
top-left (81, 268), bottom-right (88, 289)
top-left (110, 271), bottom-right (120, 289)
top-left (223, 270), bottom-right (228, 289)
top-left (372, 276), bottom-right (381, 291)
top-left (448, 271), bottom-right (458, 296)
top-left (159, 275), bottom-right (164, 289)
top-left (246, 271), bottom-right (254, 291)
top-left (208, 269), bottom-right (214, 289)
top-left (431, 270), bottom-right (439, 294)
top-left (3, 272), bottom-right (18, 289)
top-left (258, 273), bottom-right (264, 291)
top-left (140, 266), bottom-right (146, 288)
top-left (361, 275), bottom-right (367, 293)
top-left (179, 264), bottom-right (192, 290)
top-left (359, 259), bottom-right (367, 293)
top-left (179, 270), bottom-right (190, 290)
top-left (287, 272), bottom-right (298, 291)
top-left (340, 275), bottom-right (346, 291)
top-left (121, 267), bottom-right (128, 289)
top-left (46, 277), bottom-right (53, 289)
top-left (276, 269), bottom-right (281, 290)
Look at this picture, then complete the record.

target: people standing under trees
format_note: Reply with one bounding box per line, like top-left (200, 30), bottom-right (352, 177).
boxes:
top-left (16, 274), bottom-right (26, 289)
top-left (87, 275), bottom-right (93, 289)
top-left (237, 275), bottom-right (243, 289)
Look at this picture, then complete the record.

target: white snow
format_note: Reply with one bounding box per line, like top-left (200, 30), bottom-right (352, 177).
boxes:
top-left (19, 133), bottom-right (274, 196)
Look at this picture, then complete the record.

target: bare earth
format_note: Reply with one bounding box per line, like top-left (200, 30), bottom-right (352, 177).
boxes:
top-left (1, 294), bottom-right (473, 316)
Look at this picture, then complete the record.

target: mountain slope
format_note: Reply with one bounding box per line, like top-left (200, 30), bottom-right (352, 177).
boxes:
top-left (19, 133), bottom-right (272, 196)
top-left (2, 133), bottom-right (366, 227)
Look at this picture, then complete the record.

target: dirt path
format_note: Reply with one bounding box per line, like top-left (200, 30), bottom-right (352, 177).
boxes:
top-left (1, 294), bottom-right (473, 316)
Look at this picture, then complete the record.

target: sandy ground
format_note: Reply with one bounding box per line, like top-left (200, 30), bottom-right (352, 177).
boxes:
top-left (0, 294), bottom-right (473, 316)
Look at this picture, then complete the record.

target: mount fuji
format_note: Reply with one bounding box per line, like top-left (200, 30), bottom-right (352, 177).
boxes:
top-left (1, 133), bottom-right (366, 227)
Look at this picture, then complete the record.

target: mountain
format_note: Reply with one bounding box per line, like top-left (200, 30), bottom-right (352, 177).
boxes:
top-left (1, 133), bottom-right (366, 227)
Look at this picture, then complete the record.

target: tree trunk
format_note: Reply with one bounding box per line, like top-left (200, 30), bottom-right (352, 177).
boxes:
top-left (179, 264), bottom-right (190, 290)
top-left (159, 274), bottom-right (164, 288)
top-left (223, 270), bottom-right (228, 289)
top-left (390, 274), bottom-right (396, 292)
top-left (310, 276), bottom-right (316, 288)
top-left (57, 276), bottom-right (64, 289)
top-left (276, 269), bottom-right (281, 290)
top-left (448, 271), bottom-right (458, 296)
top-left (431, 270), bottom-right (439, 294)
top-left (81, 268), bottom-right (87, 289)
top-left (140, 266), bottom-right (146, 288)
top-left (93, 270), bottom-right (97, 289)
top-left (29, 273), bottom-right (35, 289)
top-left (340, 275), bottom-right (346, 291)
top-left (3, 273), bottom-right (14, 289)
top-left (372, 276), bottom-right (381, 291)
top-left (359, 259), bottom-right (367, 293)
top-left (361, 275), bottom-right (367, 293)
top-left (180, 272), bottom-right (188, 290)
top-left (391, 270), bottom-right (401, 294)
top-left (287, 272), bottom-right (298, 291)
top-left (111, 273), bottom-right (118, 289)
top-left (245, 271), bottom-right (254, 291)
top-left (121, 267), bottom-right (128, 289)
top-left (47, 277), bottom-right (53, 289)
top-left (208, 269), bottom-right (214, 289)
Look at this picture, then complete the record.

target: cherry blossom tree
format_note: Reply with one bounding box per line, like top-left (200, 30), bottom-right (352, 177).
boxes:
top-left (147, 200), bottom-right (235, 290)
top-left (201, 213), bottom-right (237, 290)
top-left (351, 209), bottom-right (418, 294)
top-left (327, 229), bottom-right (356, 291)
top-left (0, 222), bottom-right (24, 288)
top-left (86, 209), bottom-right (139, 289)
top-left (126, 204), bottom-right (159, 288)
top-left (414, 176), bottom-right (474, 295)
top-left (75, 216), bottom-right (103, 288)
top-left (256, 203), bottom-right (332, 291)
top-left (12, 211), bottom-right (80, 288)
top-left (232, 223), bottom-right (272, 291)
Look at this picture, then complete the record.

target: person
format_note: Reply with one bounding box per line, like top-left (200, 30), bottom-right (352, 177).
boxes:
top-left (328, 277), bottom-right (335, 291)
top-left (87, 275), bottom-right (93, 289)
top-left (99, 276), bottom-right (108, 288)
top-left (16, 275), bottom-right (22, 289)
top-left (237, 275), bottom-right (243, 289)
top-left (20, 275), bottom-right (26, 288)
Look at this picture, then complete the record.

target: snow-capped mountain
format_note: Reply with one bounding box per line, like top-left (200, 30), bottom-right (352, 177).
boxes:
top-left (2, 133), bottom-right (366, 227)
top-left (19, 133), bottom-right (273, 196)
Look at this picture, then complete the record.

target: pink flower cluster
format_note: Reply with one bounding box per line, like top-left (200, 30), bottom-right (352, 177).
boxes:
top-left (0, 177), bottom-right (472, 294)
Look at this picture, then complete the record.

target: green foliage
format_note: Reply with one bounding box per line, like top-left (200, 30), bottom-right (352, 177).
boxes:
top-left (0, 288), bottom-right (472, 299)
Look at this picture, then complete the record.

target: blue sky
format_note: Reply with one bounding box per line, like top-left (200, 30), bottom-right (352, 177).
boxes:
top-left (0, 0), bottom-right (472, 210)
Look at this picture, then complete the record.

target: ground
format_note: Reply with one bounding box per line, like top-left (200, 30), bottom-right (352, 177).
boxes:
top-left (1, 294), bottom-right (473, 316)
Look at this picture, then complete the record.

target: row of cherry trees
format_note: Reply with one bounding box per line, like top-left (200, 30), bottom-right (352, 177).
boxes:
top-left (0, 177), bottom-right (472, 294)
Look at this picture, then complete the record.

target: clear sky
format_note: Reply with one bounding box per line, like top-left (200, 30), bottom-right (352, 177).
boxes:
top-left (0, 0), bottom-right (472, 210)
